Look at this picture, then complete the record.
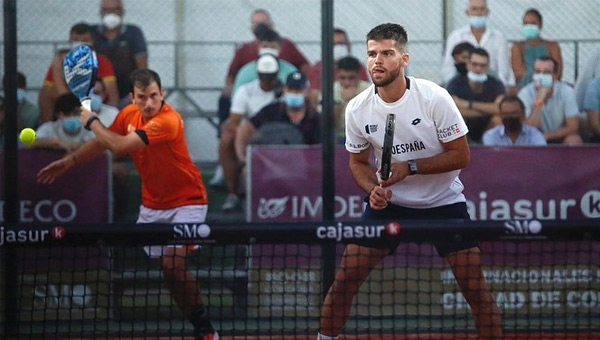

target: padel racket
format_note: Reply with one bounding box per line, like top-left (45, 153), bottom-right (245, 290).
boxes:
top-left (63, 44), bottom-right (98, 111)
top-left (380, 113), bottom-right (395, 180)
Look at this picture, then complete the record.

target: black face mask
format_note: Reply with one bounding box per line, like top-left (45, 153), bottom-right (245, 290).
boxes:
top-left (503, 117), bottom-right (522, 133)
top-left (258, 73), bottom-right (277, 82)
top-left (455, 62), bottom-right (468, 75)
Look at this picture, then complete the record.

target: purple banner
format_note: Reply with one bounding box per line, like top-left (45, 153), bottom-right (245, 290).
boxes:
top-left (0, 149), bottom-right (111, 223)
top-left (248, 145), bottom-right (600, 222)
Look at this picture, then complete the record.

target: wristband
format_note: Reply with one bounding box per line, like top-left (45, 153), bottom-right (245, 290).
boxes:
top-left (84, 116), bottom-right (100, 130)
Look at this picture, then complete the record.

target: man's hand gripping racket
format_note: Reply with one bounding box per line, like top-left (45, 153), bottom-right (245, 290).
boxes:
top-left (371, 113), bottom-right (395, 210)
top-left (63, 44), bottom-right (98, 111)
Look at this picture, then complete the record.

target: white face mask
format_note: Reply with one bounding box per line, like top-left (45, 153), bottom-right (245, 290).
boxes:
top-left (333, 44), bottom-right (350, 61)
top-left (467, 71), bottom-right (488, 83)
top-left (532, 73), bottom-right (553, 88)
top-left (102, 13), bottom-right (122, 30)
top-left (258, 47), bottom-right (279, 57)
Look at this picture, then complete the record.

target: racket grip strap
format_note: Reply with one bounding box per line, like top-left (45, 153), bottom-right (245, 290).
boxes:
top-left (84, 116), bottom-right (100, 131)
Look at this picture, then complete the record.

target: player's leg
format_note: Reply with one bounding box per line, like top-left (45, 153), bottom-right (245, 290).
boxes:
top-left (139, 205), bottom-right (218, 339)
top-left (319, 244), bottom-right (389, 338)
top-left (445, 247), bottom-right (503, 340)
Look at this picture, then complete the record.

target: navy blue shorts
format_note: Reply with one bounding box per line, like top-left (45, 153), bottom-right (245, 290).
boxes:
top-left (353, 201), bottom-right (479, 257)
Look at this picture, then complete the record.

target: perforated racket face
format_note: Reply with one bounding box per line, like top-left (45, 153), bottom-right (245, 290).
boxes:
top-left (63, 44), bottom-right (98, 101)
top-left (380, 113), bottom-right (395, 180)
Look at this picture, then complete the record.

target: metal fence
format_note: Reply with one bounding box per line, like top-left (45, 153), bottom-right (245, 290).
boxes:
top-left (3, 0), bottom-right (600, 161)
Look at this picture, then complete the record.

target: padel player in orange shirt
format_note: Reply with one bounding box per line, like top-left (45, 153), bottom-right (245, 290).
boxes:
top-left (37, 69), bottom-right (219, 340)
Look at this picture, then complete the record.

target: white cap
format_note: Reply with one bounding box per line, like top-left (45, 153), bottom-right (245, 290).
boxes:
top-left (256, 54), bottom-right (279, 74)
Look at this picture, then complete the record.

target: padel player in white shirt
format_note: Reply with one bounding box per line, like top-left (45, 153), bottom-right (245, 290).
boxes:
top-left (345, 77), bottom-right (468, 208)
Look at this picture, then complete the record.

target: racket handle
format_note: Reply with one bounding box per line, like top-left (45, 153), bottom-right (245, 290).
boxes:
top-left (81, 98), bottom-right (91, 111)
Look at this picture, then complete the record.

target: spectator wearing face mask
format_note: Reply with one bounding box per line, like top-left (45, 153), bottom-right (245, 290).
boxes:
top-left (518, 56), bottom-right (581, 144)
top-left (511, 8), bottom-right (562, 89)
top-left (2, 72), bottom-right (41, 131)
top-left (307, 28), bottom-right (370, 105)
top-left (38, 22), bottom-right (119, 122)
top-left (235, 71), bottom-right (320, 165)
top-left (447, 47), bottom-right (506, 144)
top-left (92, 0), bottom-right (148, 108)
top-left (483, 95), bottom-right (546, 146)
top-left (231, 28), bottom-right (298, 96)
top-left (441, 0), bottom-right (515, 88)
top-left (31, 93), bottom-right (94, 152)
top-left (444, 41), bottom-right (475, 87)
top-left (218, 53), bottom-right (284, 211)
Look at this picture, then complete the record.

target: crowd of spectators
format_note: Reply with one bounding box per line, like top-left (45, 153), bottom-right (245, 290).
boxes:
top-left (5, 0), bottom-right (600, 214)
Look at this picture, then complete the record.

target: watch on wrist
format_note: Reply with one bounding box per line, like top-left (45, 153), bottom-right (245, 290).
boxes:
top-left (408, 159), bottom-right (418, 175)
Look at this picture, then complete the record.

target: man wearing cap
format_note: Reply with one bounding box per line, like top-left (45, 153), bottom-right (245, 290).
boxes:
top-left (218, 53), bottom-right (284, 211)
top-left (231, 28), bottom-right (298, 96)
top-left (235, 71), bottom-right (321, 164)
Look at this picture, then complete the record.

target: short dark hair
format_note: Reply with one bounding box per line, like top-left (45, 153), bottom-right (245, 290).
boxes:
top-left (525, 8), bottom-right (543, 26)
top-left (452, 41), bottom-right (475, 56)
top-left (366, 23), bottom-right (408, 50)
top-left (470, 47), bottom-right (490, 61)
top-left (536, 55), bottom-right (558, 73)
top-left (334, 28), bottom-right (348, 40)
top-left (54, 93), bottom-right (80, 117)
top-left (70, 22), bottom-right (93, 36)
top-left (337, 56), bottom-right (361, 72)
top-left (499, 95), bottom-right (525, 112)
top-left (130, 69), bottom-right (162, 93)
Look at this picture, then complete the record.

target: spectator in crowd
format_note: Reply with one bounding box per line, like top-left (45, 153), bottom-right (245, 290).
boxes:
top-left (219, 54), bottom-right (284, 211)
top-left (235, 71), bottom-right (320, 164)
top-left (575, 49), bottom-right (600, 109)
top-left (93, 0), bottom-right (148, 108)
top-left (2, 72), bottom-right (40, 130)
top-left (581, 76), bottom-right (600, 143)
top-left (232, 28), bottom-right (297, 95)
top-left (447, 47), bottom-right (505, 144)
top-left (441, 0), bottom-right (515, 88)
top-left (483, 95), bottom-right (547, 146)
top-left (511, 8), bottom-right (562, 89)
top-left (91, 79), bottom-right (119, 126)
top-left (449, 41), bottom-right (476, 83)
top-left (308, 28), bottom-right (370, 104)
top-left (332, 56), bottom-right (371, 143)
top-left (38, 69), bottom-right (219, 340)
top-left (217, 9), bottom-right (310, 124)
top-left (39, 22), bottom-right (119, 122)
top-left (31, 93), bottom-right (94, 152)
top-left (518, 56), bottom-right (581, 144)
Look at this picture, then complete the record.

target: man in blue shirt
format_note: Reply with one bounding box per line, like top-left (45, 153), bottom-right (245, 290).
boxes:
top-left (483, 96), bottom-right (547, 146)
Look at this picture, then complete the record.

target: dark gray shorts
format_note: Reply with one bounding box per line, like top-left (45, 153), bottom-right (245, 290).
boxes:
top-left (352, 201), bottom-right (479, 257)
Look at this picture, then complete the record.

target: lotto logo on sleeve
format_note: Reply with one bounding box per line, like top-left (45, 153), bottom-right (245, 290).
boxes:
top-left (385, 222), bottom-right (401, 236)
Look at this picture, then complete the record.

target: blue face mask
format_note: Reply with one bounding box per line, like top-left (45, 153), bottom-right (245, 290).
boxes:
top-left (90, 94), bottom-right (103, 112)
top-left (62, 117), bottom-right (81, 134)
top-left (532, 73), bottom-right (553, 88)
top-left (521, 24), bottom-right (540, 40)
top-left (16, 88), bottom-right (26, 102)
top-left (467, 71), bottom-right (488, 83)
top-left (469, 16), bottom-right (487, 29)
top-left (284, 93), bottom-right (305, 108)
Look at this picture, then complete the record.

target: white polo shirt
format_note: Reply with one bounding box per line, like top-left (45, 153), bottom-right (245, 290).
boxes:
top-left (345, 77), bottom-right (469, 208)
top-left (230, 79), bottom-right (278, 118)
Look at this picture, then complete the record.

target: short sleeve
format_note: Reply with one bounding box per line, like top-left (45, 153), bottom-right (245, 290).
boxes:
top-left (141, 113), bottom-right (179, 144)
top-left (344, 101), bottom-right (370, 153)
top-left (230, 85), bottom-right (250, 115)
top-left (561, 85), bottom-right (580, 118)
top-left (583, 78), bottom-right (600, 111)
top-left (129, 25), bottom-right (148, 57)
top-left (432, 88), bottom-right (469, 143)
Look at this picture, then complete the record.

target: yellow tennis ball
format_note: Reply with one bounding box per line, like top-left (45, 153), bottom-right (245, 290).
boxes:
top-left (20, 128), bottom-right (36, 145)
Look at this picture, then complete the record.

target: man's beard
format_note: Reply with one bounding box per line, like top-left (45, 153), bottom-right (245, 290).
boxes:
top-left (371, 66), bottom-right (401, 87)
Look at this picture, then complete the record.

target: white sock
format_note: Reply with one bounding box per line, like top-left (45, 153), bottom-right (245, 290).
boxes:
top-left (317, 332), bottom-right (338, 340)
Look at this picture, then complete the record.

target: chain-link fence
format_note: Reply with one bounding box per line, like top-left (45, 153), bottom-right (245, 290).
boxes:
top-left (2, 0), bottom-right (600, 162)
